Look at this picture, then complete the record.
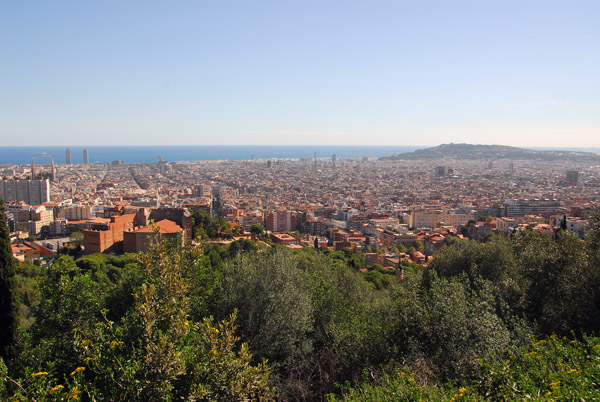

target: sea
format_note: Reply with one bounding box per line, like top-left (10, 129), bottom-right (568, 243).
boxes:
top-left (0, 145), bottom-right (426, 165)
top-left (0, 145), bottom-right (595, 166)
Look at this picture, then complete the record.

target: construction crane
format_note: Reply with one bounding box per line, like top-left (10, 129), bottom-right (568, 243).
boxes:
top-left (29, 152), bottom-right (53, 165)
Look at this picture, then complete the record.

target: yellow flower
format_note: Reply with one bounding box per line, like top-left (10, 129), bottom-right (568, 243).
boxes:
top-left (570, 340), bottom-right (577, 344)
top-left (81, 339), bottom-right (91, 347)
top-left (549, 381), bottom-right (561, 387)
top-left (49, 384), bottom-right (64, 394)
top-left (70, 366), bottom-right (86, 376)
top-left (458, 387), bottom-right (467, 394)
top-left (31, 371), bottom-right (48, 377)
top-left (84, 355), bottom-right (98, 363)
top-left (109, 340), bottom-right (122, 349)
top-left (67, 385), bottom-right (82, 400)
top-left (209, 349), bottom-right (217, 356)
top-left (533, 340), bottom-right (547, 347)
top-left (567, 369), bottom-right (578, 374)
top-left (399, 371), bottom-right (406, 376)
top-left (408, 378), bottom-right (415, 382)
top-left (527, 351), bottom-right (537, 356)
top-left (545, 391), bottom-right (552, 396)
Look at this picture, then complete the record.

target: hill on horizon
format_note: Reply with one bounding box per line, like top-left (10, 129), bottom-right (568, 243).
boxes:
top-left (380, 143), bottom-right (600, 161)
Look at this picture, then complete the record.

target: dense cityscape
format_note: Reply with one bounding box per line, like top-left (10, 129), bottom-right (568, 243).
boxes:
top-left (2, 146), bottom-right (599, 267)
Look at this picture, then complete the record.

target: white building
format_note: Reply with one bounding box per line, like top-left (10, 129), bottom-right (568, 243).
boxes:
top-left (0, 178), bottom-right (50, 205)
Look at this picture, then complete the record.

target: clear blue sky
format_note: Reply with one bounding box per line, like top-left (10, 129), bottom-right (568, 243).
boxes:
top-left (1, 0), bottom-right (598, 147)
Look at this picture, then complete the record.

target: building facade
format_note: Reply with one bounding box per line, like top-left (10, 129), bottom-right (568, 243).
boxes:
top-left (1, 178), bottom-right (51, 205)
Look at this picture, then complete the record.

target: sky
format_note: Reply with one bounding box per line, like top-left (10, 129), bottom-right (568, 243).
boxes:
top-left (1, 0), bottom-right (599, 147)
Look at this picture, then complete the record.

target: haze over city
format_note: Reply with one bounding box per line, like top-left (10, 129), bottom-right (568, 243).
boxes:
top-left (1, 0), bottom-right (598, 147)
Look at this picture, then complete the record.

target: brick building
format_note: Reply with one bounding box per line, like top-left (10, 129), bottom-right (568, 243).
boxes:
top-left (123, 219), bottom-right (183, 253)
top-left (83, 214), bottom-right (136, 254)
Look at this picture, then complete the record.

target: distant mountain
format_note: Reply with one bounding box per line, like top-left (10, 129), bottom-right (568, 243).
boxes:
top-left (380, 143), bottom-right (600, 161)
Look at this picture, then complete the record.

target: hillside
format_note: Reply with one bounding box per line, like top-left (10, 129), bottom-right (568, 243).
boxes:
top-left (380, 143), bottom-right (600, 161)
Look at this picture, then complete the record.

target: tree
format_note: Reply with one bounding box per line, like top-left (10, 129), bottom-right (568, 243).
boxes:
top-left (250, 224), bottom-right (265, 238)
top-left (587, 207), bottom-right (600, 260)
top-left (0, 198), bottom-right (17, 360)
top-left (560, 214), bottom-right (567, 231)
top-left (70, 231), bottom-right (84, 245)
top-left (26, 255), bottom-right (107, 375)
top-left (215, 250), bottom-right (314, 364)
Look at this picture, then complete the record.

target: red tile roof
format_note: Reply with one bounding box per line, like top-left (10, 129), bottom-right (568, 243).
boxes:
top-left (133, 219), bottom-right (182, 234)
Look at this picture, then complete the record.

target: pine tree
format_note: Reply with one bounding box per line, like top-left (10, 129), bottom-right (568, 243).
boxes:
top-left (0, 198), bottom-right (17, 359)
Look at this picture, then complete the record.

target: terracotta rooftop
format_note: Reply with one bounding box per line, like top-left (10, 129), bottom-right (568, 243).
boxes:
top-left (133, 219), bottom-right (182, 234)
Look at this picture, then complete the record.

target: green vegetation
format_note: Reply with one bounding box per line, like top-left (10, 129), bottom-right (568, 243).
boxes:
top-left (330, 335), bottom-right (600, 401)
top-left (1, 208), bottom-right (599, 400)
top-left (0, 198), bottom-right (17, 360)
top-left (191, 209), bottom-right (233, 239)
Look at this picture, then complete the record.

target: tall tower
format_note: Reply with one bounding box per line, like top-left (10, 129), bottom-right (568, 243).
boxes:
top-left (31, 159), bottom-right (36, 177)
top-left (65, 148), bottom-right (71, 164)
top-left (83, 149), bottom-right (89, 165)
top-left (566, 170), bottom-right (579, 185)
top-left (435, 166), bottom-right (446, 177)
top-left (51, 159), bottom-right (56, 182)
top-left (332, 154), bottom-right (336, 168)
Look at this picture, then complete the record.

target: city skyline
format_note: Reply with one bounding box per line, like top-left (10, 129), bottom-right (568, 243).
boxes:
top-left (1, 1), bottom-right (599, 147)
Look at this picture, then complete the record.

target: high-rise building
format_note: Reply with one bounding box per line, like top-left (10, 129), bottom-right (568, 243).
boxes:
top-left (509, 162), bottom-right (514, 176)
top-left (566, 170), bottom-right (579, 185)
top-left (65, 148), bottom-right (71, 164)
top-left (0, 178), bottom-right (51, 205)
top-left (51, 160), bottom-right (56, 182)
top-left (266, 210), bottom-right (297, 232)
top-left (31, 159), bottom-right (36, 177)
top-left (83, 149), bottom-right (89, 165)
top-left (435, 166), bottom-right (446, 177)
top-left (332, 154), bottom-right (336, 168)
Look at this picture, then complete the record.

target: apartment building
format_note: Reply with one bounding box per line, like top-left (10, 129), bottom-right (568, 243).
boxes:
top-left (1, 178), bottom-right (51, 205)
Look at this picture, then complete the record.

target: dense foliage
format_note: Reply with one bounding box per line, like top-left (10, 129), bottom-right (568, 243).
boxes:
top-left (0, 198), bottom-right (17, 360)
top-left (1, 208), bottom-right (600, 400)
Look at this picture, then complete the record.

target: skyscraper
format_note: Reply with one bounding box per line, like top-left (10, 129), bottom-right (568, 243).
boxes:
top-left (31, 159), bottom-right (36, 177)
top-left (566, 170), bottom-right (579, 185)
top-left (65, 148), bottom-right (71, 164)
top-left (83, 149), bottom-right (89, 165)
